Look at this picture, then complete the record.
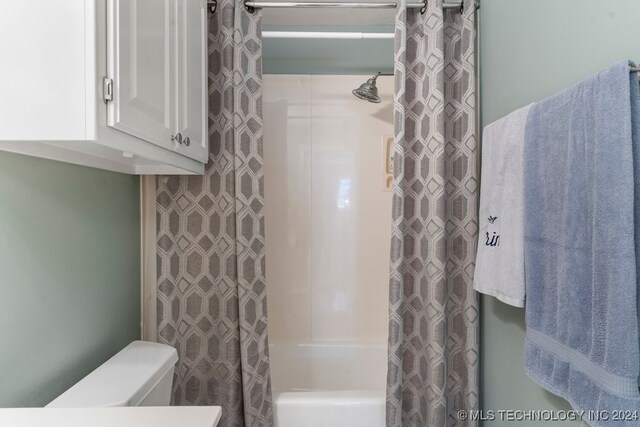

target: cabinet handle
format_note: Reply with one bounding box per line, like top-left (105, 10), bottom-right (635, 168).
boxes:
top-left (171, 133), bottom-right (184, 144)
top-left (183, 136), bottom-right (190, 147)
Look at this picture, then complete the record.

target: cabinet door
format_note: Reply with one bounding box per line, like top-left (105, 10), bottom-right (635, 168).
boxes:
top-left (107, 0), bottom-right (176, 151)
top-left (0, 1), bottom-right (93, 140)
top-left (175, 0), bottom-right (208, 162)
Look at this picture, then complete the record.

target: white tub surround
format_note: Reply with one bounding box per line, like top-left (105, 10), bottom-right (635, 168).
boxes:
top-left (263, 74), bottom-right (393, 427)
top-left (263, 74), bottom-right (393, 344)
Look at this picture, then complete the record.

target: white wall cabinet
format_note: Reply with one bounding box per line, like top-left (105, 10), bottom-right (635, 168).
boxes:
top-left (175, 0), bottom-right (209, 162)
top-left (0, 0), bottom-right (208, 175)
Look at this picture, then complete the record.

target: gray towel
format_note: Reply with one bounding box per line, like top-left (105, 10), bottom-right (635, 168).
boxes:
top-left (524, 60), bottom-right (640, 425)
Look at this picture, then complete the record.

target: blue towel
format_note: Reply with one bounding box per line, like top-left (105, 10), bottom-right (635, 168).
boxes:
top-left (524, 61), bottom-right (640, 425)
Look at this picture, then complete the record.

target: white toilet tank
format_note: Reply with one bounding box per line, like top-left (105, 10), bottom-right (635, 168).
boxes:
top-left (47, 341), bottom-right (178, 407)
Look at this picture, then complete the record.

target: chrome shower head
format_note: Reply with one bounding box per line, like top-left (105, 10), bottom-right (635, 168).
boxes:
top-left (352, 73), bottom-right (381, 103)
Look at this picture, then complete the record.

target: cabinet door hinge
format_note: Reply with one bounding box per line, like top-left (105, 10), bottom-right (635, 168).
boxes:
top-left (103, 77), bottom-right (113, 103)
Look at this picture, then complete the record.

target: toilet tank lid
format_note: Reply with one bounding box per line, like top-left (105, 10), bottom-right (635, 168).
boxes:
top-left (47, 341), bottom-right (178, 408)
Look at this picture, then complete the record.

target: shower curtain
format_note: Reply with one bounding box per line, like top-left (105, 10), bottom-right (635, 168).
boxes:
top-left (386, 0), bottom-right (479, 426)
top-left (155, 0), bottom-right (273, 425)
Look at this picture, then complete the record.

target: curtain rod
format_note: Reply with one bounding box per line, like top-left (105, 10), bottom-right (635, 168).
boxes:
top-left (245, 1), bottom-right (461, 10)
top-left (207, 1), bottom-right (467, 13)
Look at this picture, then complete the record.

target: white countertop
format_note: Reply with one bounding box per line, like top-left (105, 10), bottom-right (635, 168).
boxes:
top-left (0, 406), bottom-right (221, 427)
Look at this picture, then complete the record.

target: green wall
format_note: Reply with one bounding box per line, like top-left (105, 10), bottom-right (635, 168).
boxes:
top-left (263, 25), bottom-right (394, 75)
top-left (0, 153), bottom-right (140, 407)
top-left (479, 0), bottom-right (640, 425)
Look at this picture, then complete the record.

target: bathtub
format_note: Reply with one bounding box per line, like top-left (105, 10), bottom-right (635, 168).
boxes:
top-left (269, 342), bottom-right (386, 427)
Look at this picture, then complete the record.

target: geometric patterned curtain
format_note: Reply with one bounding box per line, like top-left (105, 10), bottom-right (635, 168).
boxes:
top-left (386, 0), bottom-right (479, 425)
top-left (155, 0), bottom-right (273, 425)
